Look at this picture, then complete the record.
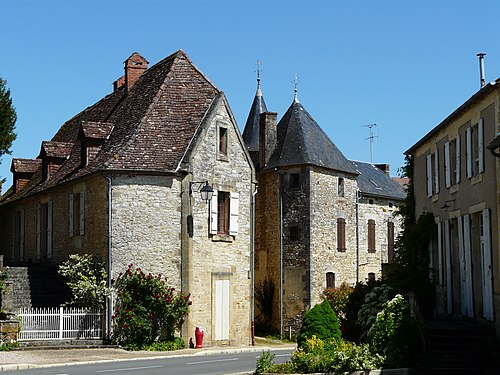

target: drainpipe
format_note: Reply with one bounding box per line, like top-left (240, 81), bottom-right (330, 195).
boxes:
top-left (356, 189), bottom-right (360, 283)
top-left (106, 176), bottom-right (113, 340)
top-left (251, 185), bottom-right (257, 346)
top-left (279, 174), bottom-right (284, 337)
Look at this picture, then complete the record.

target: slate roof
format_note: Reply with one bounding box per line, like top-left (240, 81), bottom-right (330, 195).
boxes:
top-left (265, 100), bottom-right (358, 175)
top-left (352, 161), bottom-right (406, 200)
top-left (3, 50), bottom-right (221, 202)
top-left (242, 83), bottom-right (268, 152)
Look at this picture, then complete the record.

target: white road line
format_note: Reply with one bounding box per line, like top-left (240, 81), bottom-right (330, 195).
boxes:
top-left (185, 357), bottom-right (239, 365)
top-left (96, 365), bottom-right (163, 373)
top-left (275, 354), bottom-right (291, 357)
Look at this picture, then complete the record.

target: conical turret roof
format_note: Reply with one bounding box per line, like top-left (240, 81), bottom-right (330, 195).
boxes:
top-left (265, 100), bottom-right (358, 175)
top-left (242, 83), bottom-right (268, 152)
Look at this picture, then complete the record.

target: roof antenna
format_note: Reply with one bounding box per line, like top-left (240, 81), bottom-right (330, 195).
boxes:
top-left (293, 74), bottom-right (300, 102)
top-left (363, 123), bottom-right (377, 163)
top-left (477, 52), bottom-right (486, 88)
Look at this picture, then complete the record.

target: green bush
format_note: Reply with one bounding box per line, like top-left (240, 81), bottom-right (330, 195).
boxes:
top-left (58, 254), bottom-right (109, 309)
top-left (357, 284), bottom-right (395, 340)
top-left (297, 300), bottom-right (341, 349)
top-left (368, 294), bottom-right (419, 367)
top-left (112, 264), bottom-right (191, 348)
top-left (138, 337), bottom-right (185, 351)
top-left (255, 350), bottom-right (275, 374)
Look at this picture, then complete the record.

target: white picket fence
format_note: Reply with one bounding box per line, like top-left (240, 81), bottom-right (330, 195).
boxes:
top-left (17, 307), bottom-right (103, 341)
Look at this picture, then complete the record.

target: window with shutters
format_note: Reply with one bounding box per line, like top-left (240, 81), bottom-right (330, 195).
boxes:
top-left (326, 272), bottom-right (335, 289)
top-left (445, 138), bottom-right (459, 187)
top-left (69, 191), bottom-right (85, 237)
top-left (466, 120), bottom-right (484, 178)
top-left (36, 201), bottom-right (53, 259)
top-left (387, 221), bottom-right (395, 262)
top-left (368, 219), bottom-right (376, 253)
top-left (426, 152), bottom-right (439, 196)
top-left (337, 218), bottom-right (346, 252)
top-left (210, 190), bottom-right (239, 238)
top-left (338, 177), bottom-right (345, 197)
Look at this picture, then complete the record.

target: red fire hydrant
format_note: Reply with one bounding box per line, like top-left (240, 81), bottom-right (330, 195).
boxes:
top-left (195, 327), bottom-right (204, 348)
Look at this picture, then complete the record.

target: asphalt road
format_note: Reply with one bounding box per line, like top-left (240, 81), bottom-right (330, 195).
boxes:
top-left (1, 349), bottom-right (293, 375)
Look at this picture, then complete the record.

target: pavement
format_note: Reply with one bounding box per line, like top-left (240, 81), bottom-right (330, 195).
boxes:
top-left (0, 341), bottom-right (297, 372)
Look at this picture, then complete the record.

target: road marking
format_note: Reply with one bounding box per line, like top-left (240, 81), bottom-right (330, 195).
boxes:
top-left (96, 365), bottom-right (163, 372)
top-left (275, 354), bottom-right (291, 357)
top-left (185, 357), bottom-right (239, 365)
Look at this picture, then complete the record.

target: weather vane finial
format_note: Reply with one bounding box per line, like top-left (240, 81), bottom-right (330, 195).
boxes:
top-left (293, 74), bottom-right (300, 102)
top-left (256, 60), bottom-right (262, 88)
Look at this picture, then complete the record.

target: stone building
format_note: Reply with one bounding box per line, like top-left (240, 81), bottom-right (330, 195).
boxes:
top-left (243, 85), bottom-right (406, 334)
top-left (0, 50), bottom-right (255, 345)
top-left (406, 77), bottom-right (500, 332)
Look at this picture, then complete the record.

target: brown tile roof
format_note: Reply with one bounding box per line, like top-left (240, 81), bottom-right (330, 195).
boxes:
top-left (11, 158), bottom-right (41, 174)
top-left (81, 121), bottom-right (114, 139)
top-left (39, 141), bottom-right (73, 159)
top-left (3, 50), bottom-right (221, 203)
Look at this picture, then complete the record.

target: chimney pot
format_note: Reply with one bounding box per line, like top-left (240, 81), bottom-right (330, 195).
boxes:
top-left (477, 52), bottom-right (486, 88)
top-left (125, 52), bottom-right (149, 93)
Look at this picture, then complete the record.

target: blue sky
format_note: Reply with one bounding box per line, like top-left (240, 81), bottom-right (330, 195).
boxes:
top-left (1, 0), bottom-right (499, 188)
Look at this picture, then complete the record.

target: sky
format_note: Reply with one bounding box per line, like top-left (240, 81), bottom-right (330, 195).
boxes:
top-left (1, 0), bottom-right (500, 188)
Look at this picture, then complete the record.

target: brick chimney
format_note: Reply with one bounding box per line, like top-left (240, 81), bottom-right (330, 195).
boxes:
top-left (259, 112), bottom-right (278, 169)
top-left (124, 52), bottom-right (148, 93)
top-left (375, 163), bottom-right (391, 176)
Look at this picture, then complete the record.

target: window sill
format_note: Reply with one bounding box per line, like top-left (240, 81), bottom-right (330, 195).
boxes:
top-left (212, 234), bottom-right (234, 242)
top-left (471, 174), bottom-right (483, 185)
top-left (336, 251), bottom-right (347, 257)
top-left (217, 154), bottom-right (229, 162)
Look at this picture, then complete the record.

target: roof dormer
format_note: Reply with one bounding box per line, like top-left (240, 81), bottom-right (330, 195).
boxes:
top-left (38, 141), bottom-right (73, 182)
top-left (10, 158), bottom-right (41, 194)
top-left (78, 121), bottom-right (114, 166)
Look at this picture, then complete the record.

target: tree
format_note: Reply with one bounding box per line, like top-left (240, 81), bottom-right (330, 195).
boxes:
top-left (297, 300), bottom-right (341, 349)
top-left (0, 77), bottom-right (17, 181)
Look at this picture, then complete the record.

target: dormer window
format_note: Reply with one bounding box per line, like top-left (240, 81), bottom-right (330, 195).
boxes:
top-left (79, 121), bottom-right (114, 167)
top-left (38, 141), bottom-right (73, 182)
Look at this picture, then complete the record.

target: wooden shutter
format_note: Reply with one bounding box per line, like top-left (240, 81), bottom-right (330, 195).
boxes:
top-left (47, 200), bottom-right (53, 259)
top-left (210, 190), bottom-right (218, 235)
top-left (455, 135), bottom-right (461, 183)
top-left (337, 218), bottom-right (346, 252)
top-left (478, 118), bottom-right (484, 173)
top-left (437, 221), bottom-right (443, 284)
top-left (215, 279), bottom-right (230, 340)
top-left (387, 221), bottom-right (395, 263)
top-left (36, 204), bottom-right (41, 260)
top-left (68, 194), bottom-right (74, 237)
top-left (434, 151), bottom-right (439, 194)
top-left (229, 192), bottom-right (239, 236)
top-left (79, 191), bottom-right (85, 235)
top-left (426, 154), bottom-right (433, 197)
top-left (457, 216), bottom-right (467, 316)
top-left (368, 219), bottom-right (376, 253)
top-left (481, 209), bottom-right (494, 320)
top-left (466, 127), bottom-right (472, 178)
top-left (444, 142), bottom-right (451, 188)
top-left (326, 272), bottom-right (335, 289)
top-left (444, 220), bottom-right (452, 314)
top-left (463, 214), bottom-right (473, 318)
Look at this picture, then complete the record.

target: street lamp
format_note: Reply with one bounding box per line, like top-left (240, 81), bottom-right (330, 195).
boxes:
top-left (190, 181), bottom-right (214, 203)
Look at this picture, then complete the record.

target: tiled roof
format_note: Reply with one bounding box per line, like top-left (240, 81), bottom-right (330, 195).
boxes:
top-left (81, 121), bottom-right (114, 139)
top-left (3, 50), bottom-right (220, 202)
top-left (352, 161), bottom-right (406, 200)
top-left (265, 100), bottom-right (358, 175)
top-left (11, 158), bottom-right (41, 174)
top-left (242, 84), bottom-right (268, 152)
top-left (39, 141), bottom-right (73, 159)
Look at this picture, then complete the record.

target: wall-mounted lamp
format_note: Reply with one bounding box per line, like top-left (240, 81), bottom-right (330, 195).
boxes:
top-left (441, 199), bottom-right (455, 210)
top-left (190, 181), bottom-right (214, 203)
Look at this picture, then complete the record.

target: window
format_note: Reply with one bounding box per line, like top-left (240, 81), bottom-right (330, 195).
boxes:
top-left (338, 177), bottom-right (345, 197)
top-left (69, 192), bottom-right (85, 237)
top-left (445, 138), bottom-right (460, 187)
top-left (337, 218), bottom-right (346, 252)
top-left (218, 126), bottom-right (228, 157)
top-left (289, 226), bottom-right (299, 241)
top-left (210, 191), bottom-right (239, 236)
top-left (368, 219), bottom-right (376, 253)
top-left (387, 221), bottom-right (395, 263)
top-left (368, 199), bottom-right (374, 205)
top-left (368, 273), bottom-right (376, 282)
top-left (426, 152), bottom-right (439, 196)
top-left (13, 210), bottom-right (25, 262)
top-left (36, 201), bottom-right (53, 259)
top-left (466, 120), bottom-right (484, 178)
top-left (289, 173), bottom-right (300, 188)
top-left (326, 272), bottom-right (335, 289)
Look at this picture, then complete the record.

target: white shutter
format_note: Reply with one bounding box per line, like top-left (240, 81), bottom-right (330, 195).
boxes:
top-left (455, 135), bottom-right (461, 183)
top-left (481, 209), bottom-right (494, 320)
top-left (478, 118), bottom-right (484, 173)
top-left (426, 154), bottom-right (433, 197)
top-left (444, 220), bottom-right (452, 314)
top-left (457, 216), bottom-right (466, 316)
top-left (437, 221), bottom-right (443, 285)
top-left (79, 191), bottom-right (85, 236)
top-left (444, 142), bottom-right (451, 188)
top-left (463, 214), bottom-right (473, 318)
top-left (20, 209), bottom-right (25, 262)
top-left (68, 194), bottom-right (74, 237)
top-left (210, 190), bottom-right (218, 235)
top-left (47, 200), bottom-right (53, 259)
top-left (36, 204), bottom-right (41, 260)
top-left (466, 127), bottom-right (472, 178)
top-left (229, 192), bottom-right (239, 236)
top-left (215, 279), bottom-right (230, 340)
top-left (434, 151), bottom-right (439, 194)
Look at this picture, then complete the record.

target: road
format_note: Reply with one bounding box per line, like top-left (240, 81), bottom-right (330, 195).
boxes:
top-left (2, 349), bottom-right (293, 375)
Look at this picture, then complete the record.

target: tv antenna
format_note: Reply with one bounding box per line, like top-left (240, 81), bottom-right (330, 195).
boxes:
top-left (363, 124), bottom-right (378, 163)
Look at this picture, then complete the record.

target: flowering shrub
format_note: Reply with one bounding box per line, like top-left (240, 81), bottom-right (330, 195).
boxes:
top-left (112, 264), bottom-right (191, 348)
top-left (58, 254), bottom-right (108, 309)
top-left (368, 294), bottom-right (419, 367)
top-left (321, 282), bottom-right (353, 331)
top-left (357, 284), bottom-right (395, 340)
